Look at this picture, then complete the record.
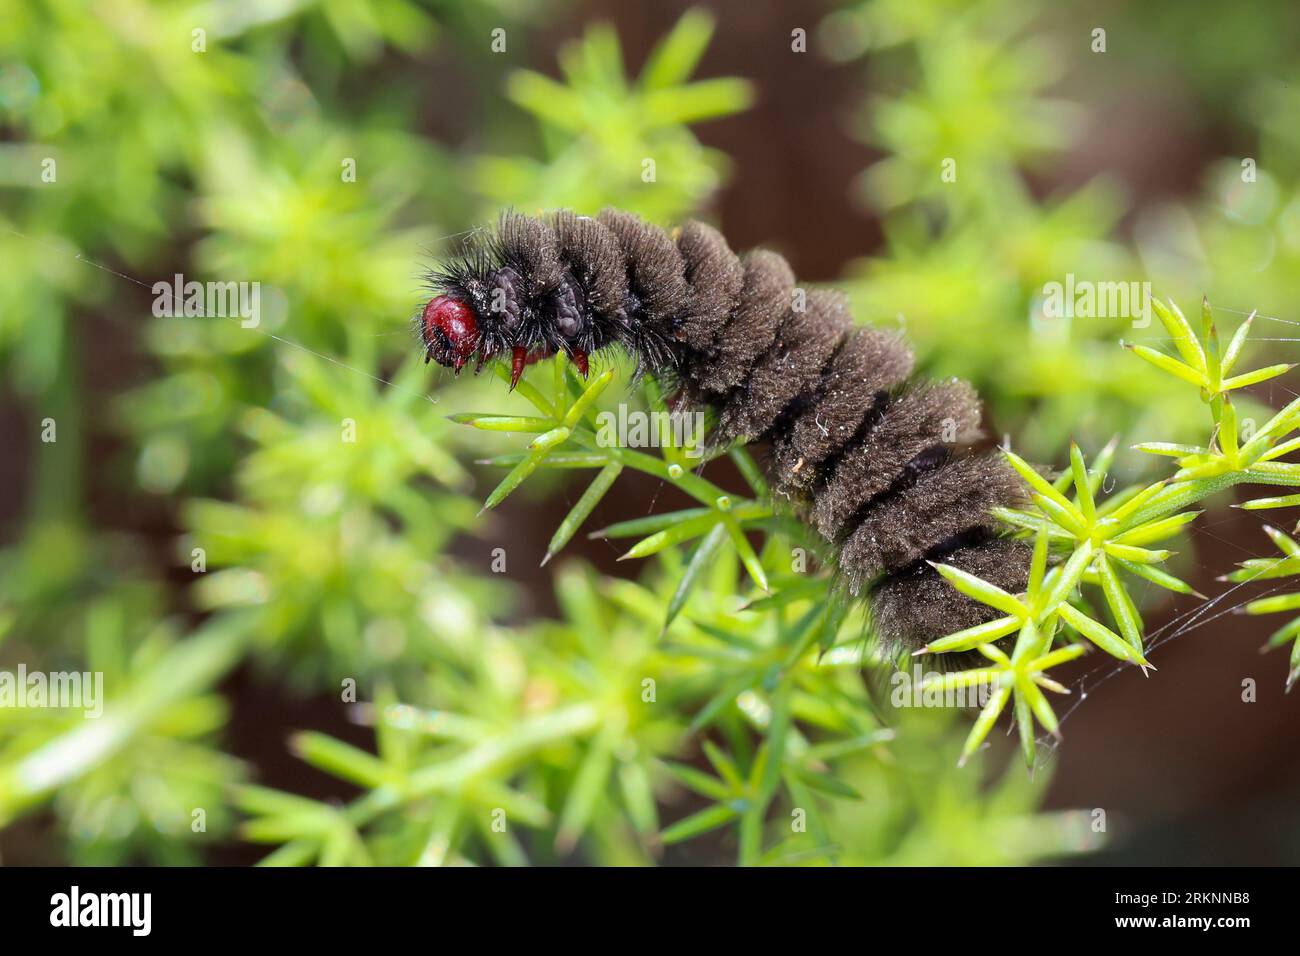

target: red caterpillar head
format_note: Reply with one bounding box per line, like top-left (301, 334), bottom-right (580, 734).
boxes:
top-left (421, 295), bottom-right (480, 372)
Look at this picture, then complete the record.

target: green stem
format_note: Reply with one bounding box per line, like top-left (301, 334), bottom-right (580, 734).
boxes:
top-left (567, 431), bottom-right (741, 509)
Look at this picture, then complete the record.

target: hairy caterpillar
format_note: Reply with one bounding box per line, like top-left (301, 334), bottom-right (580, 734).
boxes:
top-left (420, 209), bottom-right (1032, 652)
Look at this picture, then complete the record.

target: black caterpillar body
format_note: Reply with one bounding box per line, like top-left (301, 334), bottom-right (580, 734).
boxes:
top-left (421, 210), bottom-right (1032, 652)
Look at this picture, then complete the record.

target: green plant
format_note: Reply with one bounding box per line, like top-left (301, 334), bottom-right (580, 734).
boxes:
top-left (0, 603), bottom-right (246, 864)
top-left (919, 298), bottom-right (1300, 764)
top-left (234, 557), bottom-right (1093, 866)
top-left (480, 10), bottom-right (753, 220)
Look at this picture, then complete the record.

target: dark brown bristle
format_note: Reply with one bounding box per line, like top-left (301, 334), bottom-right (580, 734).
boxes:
top-left (675, 220), bottom-right (745, 354)
top-left (871, 537), bottom-right (1034, 655)
top-left (838, 454), bottom-right (1031, 593)
top-left (549, 210), bottom-right (625, 316)
top-left (597, 210), bottom-right (690, 331)
top-left (810, 379), bottom-right (983, 540)
top-left (497, 210), bottom-right (562, 295)
top-left (695, 249), bottom-right (794, 394)
top-left (713, 290), bottom-right (853, 446)
top-left (770, 326), bottom-right (915, 496)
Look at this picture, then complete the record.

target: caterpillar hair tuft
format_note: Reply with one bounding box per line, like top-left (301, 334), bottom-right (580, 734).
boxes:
top-left (421, 209), bottom-right (1032, 653)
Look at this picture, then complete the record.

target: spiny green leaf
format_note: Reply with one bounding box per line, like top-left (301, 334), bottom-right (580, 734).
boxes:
top-left (816, 597), bottom-right (849, 656)
top-left (1034, 493), bottom-right (1089, 538)
top-left (233, 785), bottom-right (332, 820)
top-left (448, 413), bottom-right (555, 432)
top-left (1094, 552), bottom-right (1143, 652)
top-left (1069, 443), bottom-right (1095, 523)
top-left (1218, 396), bottom-right (1240, 459)
top-left (701, 739), bottom-right (745, 790)
top-left (664, 522), bottom-right (728, 629)
top-left (1243, 593), bottom-right (1300, 615)
top-left (562, 368), bottom-right (615, 429)
top-left (1030, 643), bottom-right (1089, 671)
top-left (479, 426), bottom-right (571, 512)
top-left (1132, 442), bottom-right (1205, 458)
top-left (555, 730), bottom-right (616, 852)
top-left (1264, 524), bottom-right (1300, 557)
top-left (1106, 480), bottom-right (1169, 527)
top-left (1013, 679), bottom-right (1036, 767)
top-left (1057, 602), bottom-right (1147, 666)
top-left (662, 761), bottom-right (732, 801)
top-left (786, 764), bottom-right (861, 800)
top-left (1114, 557), bottom-right (1203, 597)
top-left (1149, 297), bottom-right (1206, 373)
top-left (1028, 526), bottom-right (1049, 594)
top-left (591, 506), bottom-right (711, 539)
top-left (729, 446), bottom-right (769, 497)
top-left (1240, 395), bottom-right (1300, 461)
top-left (959, 685), bottom-right (1011, 767)
top-left (1222, 363), bottom-right (1296, 392)
top-left (919, 615), bottom-right (1021, 655)
top-left (659, 803), bottom-right (740, 845)
top-left (1257, 435), bottom-right (1300, 463)
top-left (617, 759), bottom-right (659, 836)
top-left (1081, 437), bottom-right (1120, 498)
top-left (930, 562), bottom-right (1027, 619)
top-left (1111, 510), bottom-right (1199, 546)
top-left (722, 514), bottom-right (769, 594)
top-left (742, 576), bottom-right (826, 612)
top-left (544, 461), bottom-right (623, 564)
top-left (992, 507), bottom-right (1075, 538)
top-left (918, 667), bottom-right (1001, 691)
top-left (643, 79), bottom-right (755, 125)
top-left (1021, 677), bottom-right (1062, 738)
top-left (640, 8), bottom-right (716, 89)
top-left (620, 512), bottom-right (721, 560)
top-left (1103, 542), bottom-right (1172, 564)
top-left (1043, 541), bottom-right (1094, 612)
top-left (1220, 310), bottom-right (1256, 376)
top-left (289, 733), bottom-right (393, 790)
top-left (1124, 342), bottom-right (1205, 387)
top-left (1004, 449), bottom-right (1080, 518)
top-left (480, 451), bottom-right (610, 469)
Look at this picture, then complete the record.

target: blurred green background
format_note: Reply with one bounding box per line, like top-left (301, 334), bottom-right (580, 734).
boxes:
top-left (2, 0), bottom-right (1299, 865)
